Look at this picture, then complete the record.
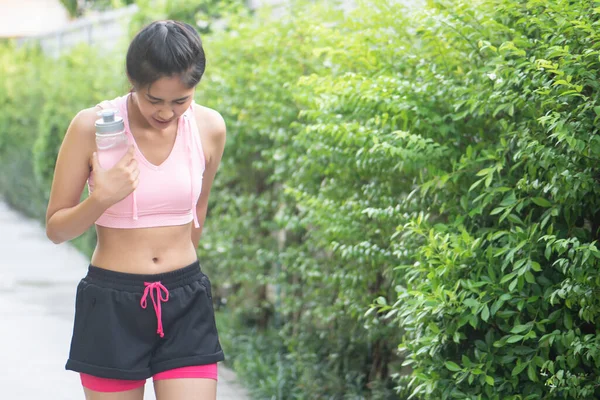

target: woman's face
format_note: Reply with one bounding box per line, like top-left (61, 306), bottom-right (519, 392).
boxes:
top-left (133, 75), bottom-right (196, 131)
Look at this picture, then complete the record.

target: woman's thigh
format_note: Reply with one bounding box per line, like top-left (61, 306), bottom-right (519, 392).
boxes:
top-left (153, 378), bottom-right (217, 400)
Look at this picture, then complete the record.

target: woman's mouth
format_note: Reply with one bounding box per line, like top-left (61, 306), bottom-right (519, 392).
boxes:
top-left (153, 117), bottom-right (174, 127)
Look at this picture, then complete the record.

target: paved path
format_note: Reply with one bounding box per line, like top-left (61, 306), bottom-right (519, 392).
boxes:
top-left (0, 200), bottom-right (249, 399)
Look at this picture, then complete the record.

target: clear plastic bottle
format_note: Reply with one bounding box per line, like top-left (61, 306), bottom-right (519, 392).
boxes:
top-left (95, 109), bottom-right (128, 169)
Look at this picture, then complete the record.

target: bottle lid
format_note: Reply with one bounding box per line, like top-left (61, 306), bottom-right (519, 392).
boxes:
top-left (95, 109), bottom-right (125, 134)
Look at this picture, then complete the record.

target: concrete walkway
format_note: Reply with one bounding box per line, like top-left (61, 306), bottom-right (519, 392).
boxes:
top-left (0, 201), bottom-right (249, 399)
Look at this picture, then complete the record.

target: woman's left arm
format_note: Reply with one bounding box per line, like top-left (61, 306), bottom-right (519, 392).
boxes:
top-left (191, 106), bottom-right (227, 248)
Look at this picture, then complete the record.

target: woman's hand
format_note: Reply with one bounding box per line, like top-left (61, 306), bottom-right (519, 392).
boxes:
top-left (90, 145), bottom-right (139, 207)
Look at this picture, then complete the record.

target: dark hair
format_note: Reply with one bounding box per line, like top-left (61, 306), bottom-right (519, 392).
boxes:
top-left (126, 20), bottom-right (206, 89)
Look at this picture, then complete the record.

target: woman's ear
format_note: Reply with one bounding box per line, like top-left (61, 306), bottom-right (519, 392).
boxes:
top-left (126, 74), bottom-right (136, 93)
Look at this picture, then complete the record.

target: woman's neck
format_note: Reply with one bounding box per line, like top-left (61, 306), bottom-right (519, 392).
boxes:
top-left (127, 93), bottom-right (150, 130)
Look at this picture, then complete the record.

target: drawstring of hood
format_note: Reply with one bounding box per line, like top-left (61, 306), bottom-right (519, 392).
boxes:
top-left (184, 112), bottom-right (200, 228)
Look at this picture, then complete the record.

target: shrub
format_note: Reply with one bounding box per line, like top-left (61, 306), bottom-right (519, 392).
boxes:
top-left (368, 0), bottom-right (600, 398)
top-left (199, 1), bottom-right (413, 397)
top-left (0, 43), bottom-right (48, 217)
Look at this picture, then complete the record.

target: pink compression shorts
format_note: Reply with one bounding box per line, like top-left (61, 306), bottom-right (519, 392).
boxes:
top-left (80, 364), bottom-right (218, 392)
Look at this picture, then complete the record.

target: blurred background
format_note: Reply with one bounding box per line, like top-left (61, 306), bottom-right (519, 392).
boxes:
top-left (1, 0), bottom-right (600, 399)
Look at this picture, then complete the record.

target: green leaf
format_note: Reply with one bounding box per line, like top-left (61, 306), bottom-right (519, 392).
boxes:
top-left (500, 272), bottom-right (517, 283)
top-left (532, 197), bottom-right (552, 207)
top-left (375, 296), bottom-right (387, 306)
top-left (507, 213), bottom-right (525, 225)
top-left (491, 231), bottom-right (508, 241)
top-left (469, 178), bottom-right (485, 192)
top-left (463, 298), bottom-right (479, 308)
top-left (511, 324), bottom-right (530, 334)
top-left (524, 270), bottom-right (536, 284)
top-left (500, 192), bottom-right (517, 207)
top-left (512, 362), bottom-right (528, 376)
top-left (545, 245), bottom-right (552, 260)
top-left (428, 322), bottom-right (440, 334)
top-left (500, 355), bottom-right (516, 364)
top-left (445, 361), bottom-right (461, 372)
top-left (491, 299), bottom-right (504, 316)
top-left (476, 167), bottom-right (494, 177)
top-left (491, 207), bottom-right (505, 215)
top-left (485, 172), bottom-right (493, 187)
top-left (527, 363), bottom-right (538, 382)
top-left (485, 375), bottom-right (494, 386)
top-left (493, 104), bottom-right (506, 117)
top-left (499, 293), bottom-right (512, 301)
top-left (481, 305), bottom-right (490, 322)
top-left (506, 334), bottom-right (524, 343)
top-left (564, 312), bottom-right (573, 329)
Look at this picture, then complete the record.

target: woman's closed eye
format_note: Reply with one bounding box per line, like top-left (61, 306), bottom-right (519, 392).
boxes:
top-left (149, 100), bottom-right (187, 105)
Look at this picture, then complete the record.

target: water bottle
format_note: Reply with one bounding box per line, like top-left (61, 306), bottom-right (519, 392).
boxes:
top-left (95, 109), bottom-right (128, 169)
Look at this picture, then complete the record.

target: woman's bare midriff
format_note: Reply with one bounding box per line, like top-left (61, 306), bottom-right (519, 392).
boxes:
top-left (90, 223), bottom-right (198, 274)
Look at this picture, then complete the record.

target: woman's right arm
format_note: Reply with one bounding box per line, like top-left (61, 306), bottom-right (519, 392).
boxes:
top-left (45, 107), bottom-right (108, 244)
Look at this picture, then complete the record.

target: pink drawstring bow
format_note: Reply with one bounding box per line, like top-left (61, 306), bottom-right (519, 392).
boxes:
top-left (141, 281), bottom-right (169, 338)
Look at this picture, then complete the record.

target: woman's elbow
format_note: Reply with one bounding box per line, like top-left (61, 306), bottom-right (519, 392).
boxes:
top-left (45, 221), bottom-right (65, 244)
top-left (46, 229), bottom-right (62, 245)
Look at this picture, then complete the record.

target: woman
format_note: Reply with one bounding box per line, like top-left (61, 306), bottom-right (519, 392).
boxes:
top-left (45, 20), bottom-right (226, 400)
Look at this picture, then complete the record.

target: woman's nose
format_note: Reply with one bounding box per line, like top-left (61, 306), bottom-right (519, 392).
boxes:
top-left (157, 110), bottom-right (175, 120)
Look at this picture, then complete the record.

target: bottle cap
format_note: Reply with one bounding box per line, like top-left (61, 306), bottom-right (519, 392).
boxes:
top-left (95, 109), bottom-right (125, 134)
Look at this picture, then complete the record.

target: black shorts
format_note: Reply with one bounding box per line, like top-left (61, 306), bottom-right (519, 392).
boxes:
top-left (65, 261), bottom-right (225, 380)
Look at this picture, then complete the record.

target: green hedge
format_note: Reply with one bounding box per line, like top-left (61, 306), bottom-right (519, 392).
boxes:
top-left (0, 42), bottom-right (47, 218)
top-left (197, 2), bottom-right (410, 397)
top-left (2, 0), bottom-right (600, 399)
top-left (373, 0), bottom-right (600, 399)
top-left (0, 41), bottom-right (127, 254)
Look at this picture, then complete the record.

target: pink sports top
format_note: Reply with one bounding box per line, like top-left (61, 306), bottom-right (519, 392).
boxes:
top-left (88, 93), bottom-right (205, 229)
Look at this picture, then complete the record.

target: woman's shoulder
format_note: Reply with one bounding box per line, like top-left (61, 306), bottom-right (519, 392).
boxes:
top-left (191, 103), bottom-right (226, 165)
top-left (59, 106), bottom-right (101, 161)
top-left (72, 94), bottom-right (128, 133)
top-left (192, 103), bottom-right (226, 144)
top-left (71, 106), bottom-right (102, 135)
top-left (96, 94), bottom-right (127, 111)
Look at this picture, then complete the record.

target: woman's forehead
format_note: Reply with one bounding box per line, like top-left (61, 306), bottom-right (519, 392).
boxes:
top-left (144, 76), bottom-right (195, 99)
